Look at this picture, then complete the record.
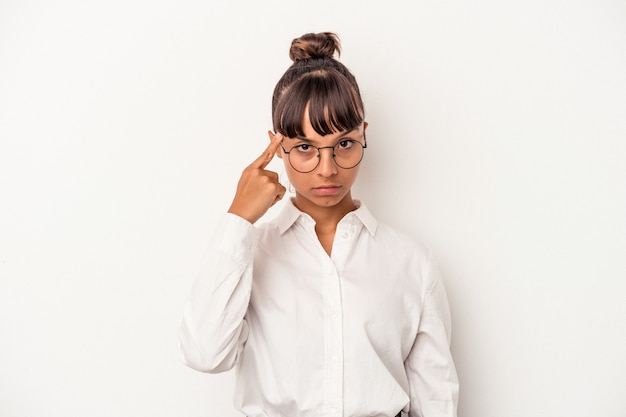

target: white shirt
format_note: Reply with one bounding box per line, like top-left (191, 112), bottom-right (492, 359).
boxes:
top-left (179, 199), bottom-right (458, 417)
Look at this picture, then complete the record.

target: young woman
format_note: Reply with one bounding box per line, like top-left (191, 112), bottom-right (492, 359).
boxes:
top-left (179, 32), bottom-right (459, 417)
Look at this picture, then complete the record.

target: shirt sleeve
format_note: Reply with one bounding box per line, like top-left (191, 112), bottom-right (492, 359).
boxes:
top-left (405, 251), bottom-right (459, 417)
top-left (178, 213), bottom-right (259, 373)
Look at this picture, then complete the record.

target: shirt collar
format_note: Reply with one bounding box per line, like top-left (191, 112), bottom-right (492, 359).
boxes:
top-left (276, 198), bottom-right (377, 236)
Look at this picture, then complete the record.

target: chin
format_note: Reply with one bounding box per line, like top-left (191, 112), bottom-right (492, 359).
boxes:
top-left (305, 192), bottom-right (352, 208)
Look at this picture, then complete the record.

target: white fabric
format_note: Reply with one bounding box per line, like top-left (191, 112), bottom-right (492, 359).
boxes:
top-left (179, 199), bottom-right (458, 417)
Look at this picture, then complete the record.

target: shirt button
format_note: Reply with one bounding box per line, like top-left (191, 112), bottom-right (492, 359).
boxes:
top-left (330, 407), bottom-right (338, 413)
top-left (330, 309), bottom-right (337, 317)
top-left (341, 231), bottom-right (349, 239)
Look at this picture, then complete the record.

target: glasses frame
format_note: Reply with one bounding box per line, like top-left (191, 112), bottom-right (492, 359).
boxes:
top-left (279, 139), bottom-right (367, 173)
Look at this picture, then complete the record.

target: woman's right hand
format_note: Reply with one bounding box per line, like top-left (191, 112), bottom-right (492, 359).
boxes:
top-left (227, 132), bottom-right (286, 224)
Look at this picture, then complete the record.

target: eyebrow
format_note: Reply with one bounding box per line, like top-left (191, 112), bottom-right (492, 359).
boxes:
top-left (292, 128), bottom-right (359, 143)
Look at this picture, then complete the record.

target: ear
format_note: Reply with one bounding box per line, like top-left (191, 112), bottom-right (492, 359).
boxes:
top-left (363, 121), bottom-right (369, 144)
top-left (268, 130), bottom-right (283, 159)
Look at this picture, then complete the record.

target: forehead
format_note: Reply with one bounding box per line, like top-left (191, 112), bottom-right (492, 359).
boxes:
top-left (297, 111), bottom-right (363, 143)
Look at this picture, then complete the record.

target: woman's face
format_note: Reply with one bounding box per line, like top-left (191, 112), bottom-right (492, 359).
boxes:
top-left (277, 111), bottom-right (367, 214)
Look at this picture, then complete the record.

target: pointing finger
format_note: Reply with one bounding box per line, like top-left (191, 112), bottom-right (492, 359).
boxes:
top-left (250, 132), bottom-right (283, 169)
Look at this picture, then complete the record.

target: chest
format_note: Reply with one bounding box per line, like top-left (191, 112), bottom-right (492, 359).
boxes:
top-left (251, 234), bottom-right (423, 327)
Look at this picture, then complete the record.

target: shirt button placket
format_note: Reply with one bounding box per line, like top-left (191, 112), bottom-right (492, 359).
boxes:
top-left (324, 262), bottom-right (343, 417)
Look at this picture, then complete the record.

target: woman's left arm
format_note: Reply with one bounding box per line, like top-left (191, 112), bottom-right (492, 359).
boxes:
top-left (404, 252), bottom-right (459, 417)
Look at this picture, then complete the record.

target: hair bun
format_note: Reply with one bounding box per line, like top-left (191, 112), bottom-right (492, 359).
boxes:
top-left (289, 32), bottom-right (341, 62)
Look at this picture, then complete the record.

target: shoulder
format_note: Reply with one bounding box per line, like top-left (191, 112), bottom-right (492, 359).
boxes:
top-left (372, 219), bottom-right (444, 295)
top-left (255, 213), bottom-right (285, 235)
top-left (354, 201), bottom-right (429, 257)
top-left (375, 220), bottom-right (432, 263)
top-left (253, 215), bottom-right (294, 253)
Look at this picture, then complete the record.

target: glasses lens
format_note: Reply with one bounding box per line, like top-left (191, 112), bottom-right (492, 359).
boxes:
top-left (288, 144), bottom-right (319, 173)
top-left (334, 140), bottom-right (364, 169)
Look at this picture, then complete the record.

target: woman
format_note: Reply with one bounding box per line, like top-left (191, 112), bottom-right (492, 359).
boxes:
top-left (179, 32), bottom-right (459, 417)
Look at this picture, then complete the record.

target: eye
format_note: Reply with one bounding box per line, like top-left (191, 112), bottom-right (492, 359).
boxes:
top-left (294, 144), bottom-right (314, 153)
top-left (337, 140), bottom-right (355, 149)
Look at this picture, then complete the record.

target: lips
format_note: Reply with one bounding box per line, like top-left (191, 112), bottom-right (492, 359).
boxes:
top-left (312, 185), bottom-right (342, 196)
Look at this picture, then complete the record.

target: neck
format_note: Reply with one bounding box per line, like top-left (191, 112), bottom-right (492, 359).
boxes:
top-left (293, 192), bottom-right (357, 232)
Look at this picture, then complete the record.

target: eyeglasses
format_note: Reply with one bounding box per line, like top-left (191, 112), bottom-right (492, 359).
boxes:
top-left (280, 139), bottom-right (367, 173)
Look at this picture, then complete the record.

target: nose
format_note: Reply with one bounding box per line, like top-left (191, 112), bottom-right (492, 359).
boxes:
top-left (316, 146), bottom-right (338, 176)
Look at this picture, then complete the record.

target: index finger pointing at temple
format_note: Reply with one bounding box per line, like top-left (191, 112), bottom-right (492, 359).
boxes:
top-left (250, 132), bottom-right (283, 169)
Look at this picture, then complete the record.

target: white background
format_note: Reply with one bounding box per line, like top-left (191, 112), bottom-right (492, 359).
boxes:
top-left (1, 0), bottom-right (625, 416)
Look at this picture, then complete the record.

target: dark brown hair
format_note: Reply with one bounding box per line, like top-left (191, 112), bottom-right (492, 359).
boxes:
top-left (272, 32), bottom-right (365, 138)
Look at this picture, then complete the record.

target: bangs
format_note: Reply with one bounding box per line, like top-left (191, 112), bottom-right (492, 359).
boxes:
top-left (273, 70), bottom-right (364, 138)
